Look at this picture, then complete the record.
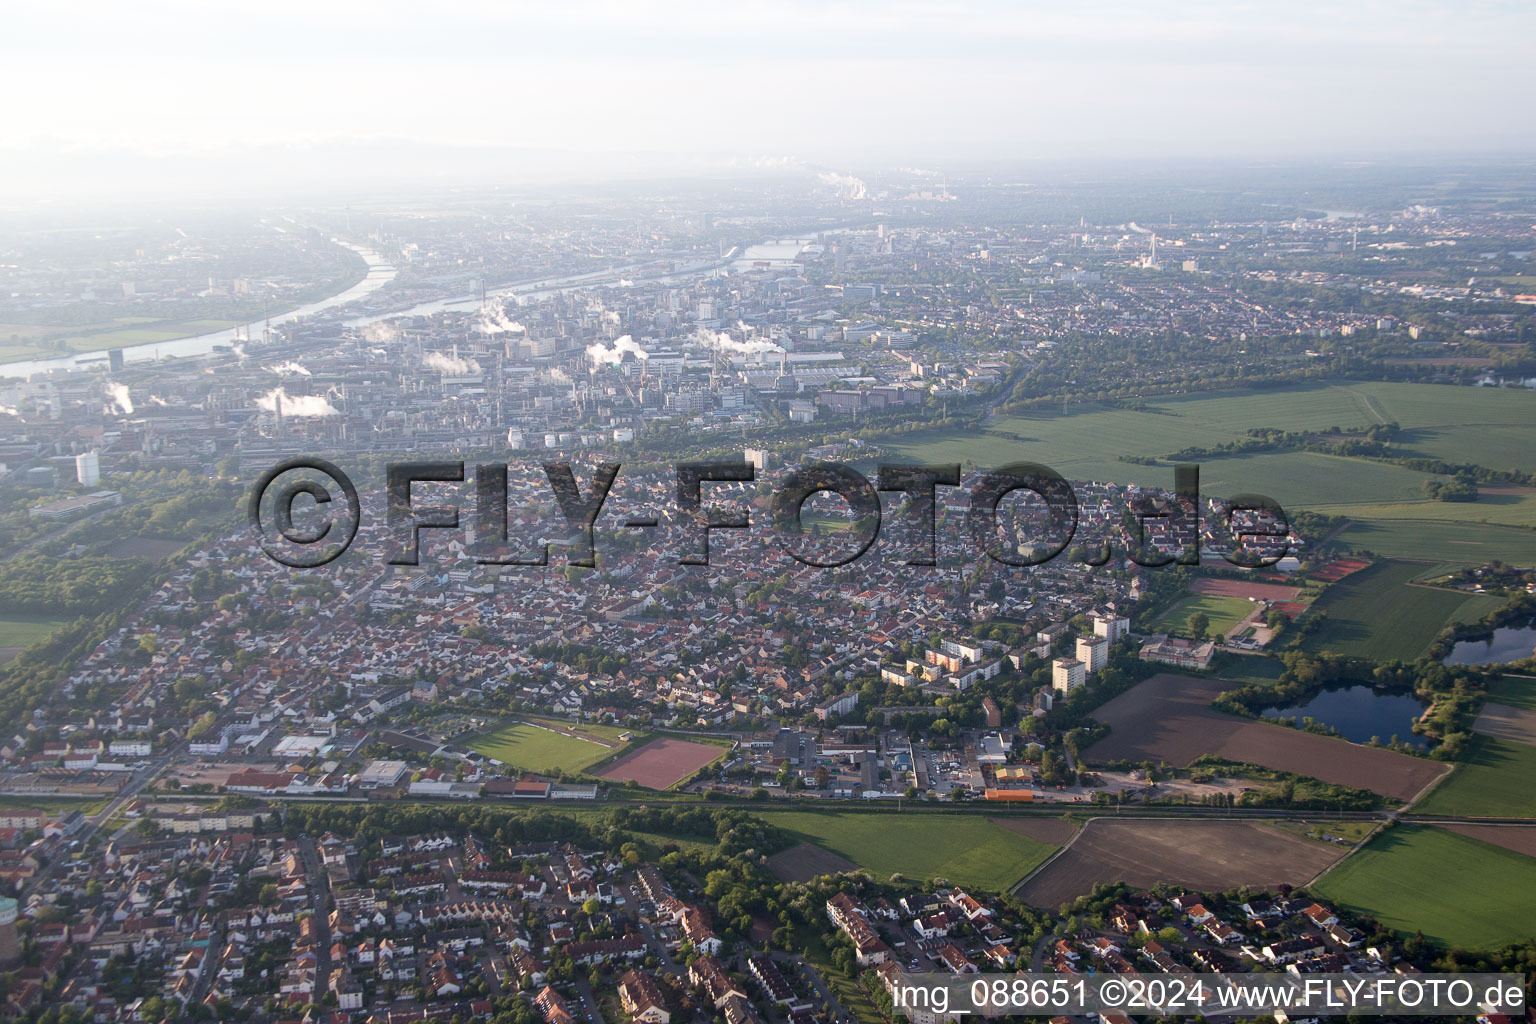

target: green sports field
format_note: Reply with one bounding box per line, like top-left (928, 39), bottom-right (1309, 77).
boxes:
top-left (756, 810), bottom-right (1057, 892)
top-left (1314, 824), bottom-right (1536, 948)
top-left (468, 720), bottom-right (620, 774)
top-left (1298, 560), bottom-right (1502, 662)
top-left (1157, 594), bottom-right (1254, 638)
top-left (1411, 735), bottom-right (1536, 819)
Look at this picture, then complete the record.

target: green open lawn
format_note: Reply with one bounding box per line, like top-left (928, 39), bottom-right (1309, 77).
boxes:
top-left (1267, 819), bottom-right (1380, 846)
top-left (1211, 653), bottom-right (1287, 687)
top-left (0, 318), bottom-right (246, 361)
top-left (1412, 735), bottom-right (1536, 819)
top-left (0, 615), bottom-right (70, 649)
top-left (468, 720), bottom-right (619, 774)
top-left (625, 830), bottom-right (716, 857)
top-left (757, 810), bottom-right (1057, 892)
top-left (1298, 560), bottom-right (1499, 661)
top-left (1314, 824), bottom-right (1536, 948)
top-left (1157, 594), bottom-right (1255, 638)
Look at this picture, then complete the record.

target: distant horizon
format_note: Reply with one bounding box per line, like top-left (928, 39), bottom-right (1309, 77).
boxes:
top-left (4, 140), bottom-right (1536, 209)
top-left (5, 1), bottom-right (1536, 201)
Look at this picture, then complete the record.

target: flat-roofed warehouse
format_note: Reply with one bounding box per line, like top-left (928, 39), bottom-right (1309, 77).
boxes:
top-left (359, 759), bottom-right (409, 789)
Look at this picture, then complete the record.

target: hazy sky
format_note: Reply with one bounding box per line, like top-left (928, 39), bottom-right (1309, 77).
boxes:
top-left (3, 1), bottom-right (1534, 196)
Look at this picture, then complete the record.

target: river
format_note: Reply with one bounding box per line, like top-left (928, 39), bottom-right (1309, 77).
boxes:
top-left (0, 241), bottom-right (398, 379)
top-left (0, 246), bottom-right (743, 381)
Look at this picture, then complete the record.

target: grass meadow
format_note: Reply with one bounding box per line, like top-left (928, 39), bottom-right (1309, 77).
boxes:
top-left (756, 809), bottom-right (1058, 892)
top-left (1314, 824), bottom-right (1536, 948)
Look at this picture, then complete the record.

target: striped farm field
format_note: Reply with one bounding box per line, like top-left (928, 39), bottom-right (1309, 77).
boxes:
top-left (1298, 560), bottom-right (1502, 662)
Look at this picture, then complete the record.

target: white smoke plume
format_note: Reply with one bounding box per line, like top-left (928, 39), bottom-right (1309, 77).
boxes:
top-left (267, 360), bottom-right (312, 376)
top-left (695, 327), bottom-right (783, 357)
top-left (256, 388), bottom-right (338, 418)
top-left (231, 343), bottom-right (247, 361)
top-left (364, 322), bottom-right (401, 344)
top-left (616, 279), bottom-right (634, 288)
top-left (0, 405), bottom-right (18, 417)
top-left (817, 171), bottom-right (867, 199)
top-left (602, 310), bottom-right (621, 326)
top-left (476, 304), bottom-right (526, 335)
top-left (424, 351), bottom-right (482, 375)
top-left (549, 367), bottom-right (571, 383)
top-left (105, 382), bottom-right (134, 415)
top-left (148, 395), bottom-right (169, 407)
top-left (586, 334), bottom-right (644, 366)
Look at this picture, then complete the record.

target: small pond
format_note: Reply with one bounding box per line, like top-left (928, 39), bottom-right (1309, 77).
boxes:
top-left (1262, 685), bottom-right (1428, 748)
top-left (1443, 626), bottom-right (1536, 667)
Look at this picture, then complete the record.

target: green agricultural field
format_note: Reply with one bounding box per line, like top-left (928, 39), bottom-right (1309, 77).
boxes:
top-left (1394, 425), bottom-right (1536, 476)
top-left (758, 810), bottom-right (1057, 892)
top-left (1331, 518), bottom-right (1536, 565)
top-left (0, 615), bottom-right (69, 649)
top-left (882, 382), bottom-right (1536, 564)
top-left (896, 381), bottom-right (1536, 470)
top-left (468, 720), bottom-right (618, 774)
top-left (1298, 560), bottom-right (1498, 661)
top-left (1158, 594), bottom-right (1254, 638)
top-left (1483, 676), bottom-right (1536, 712)
top-left (891, 426), bottom-right (1431, 509)
top-left (1326, 493), bottom-right (1536, 529)
top-left (1412, 735), bottom-right (1536, 819)
top-left (1352, 380), bottom-right (1536, 434)
top-left (1314, 825), bottom-right (1536, 948)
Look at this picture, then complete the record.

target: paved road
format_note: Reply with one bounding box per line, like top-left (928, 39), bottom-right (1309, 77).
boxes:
top-left (775, 952), bottom-right (855, 1023)
top-left (572, 976), bottom-right (607, 1024)
top-left (21, 742), bottom-right (182, 898)
top-left (297, 834), bottom-right (333, 985)
top-left (95, 784), bottom-right (1536, 826)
